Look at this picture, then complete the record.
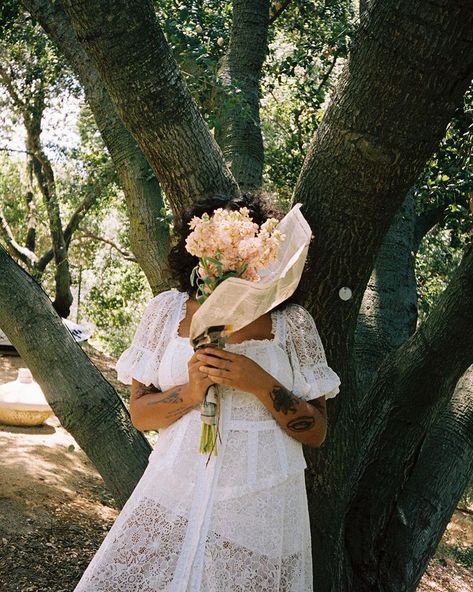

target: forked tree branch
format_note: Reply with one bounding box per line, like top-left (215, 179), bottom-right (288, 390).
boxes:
top-left (61, 0), bottom-right (239, 213)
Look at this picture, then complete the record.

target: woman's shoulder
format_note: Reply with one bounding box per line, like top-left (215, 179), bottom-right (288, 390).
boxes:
top-left (280, 301), bottom-right (313, 323)
top-left (147, 287), bottom-right (183, 304)
top-left (142, 288), bottom-right (184, 316)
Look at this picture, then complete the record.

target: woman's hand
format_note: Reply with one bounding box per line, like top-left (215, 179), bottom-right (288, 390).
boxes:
top-left (187, 349), bottom-right (216, 403)
top-left (196, 346), bottom-right (273, 396)
top-left (197, 346), bottom-right (326, 447)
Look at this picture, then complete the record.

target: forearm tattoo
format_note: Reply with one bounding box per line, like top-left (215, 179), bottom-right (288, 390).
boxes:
top-left (142, 386), bottom-right (197, 422)
top-left (165, 405), bottom-right (197, 420)
top-left (146, 387), bottom-right (184, 406)
top-left (269, 385), bottom-right (300, 414)
top-left (269, 385), bottom-right (317, 433)
top-left (287, 416), bottom-right (316, 431)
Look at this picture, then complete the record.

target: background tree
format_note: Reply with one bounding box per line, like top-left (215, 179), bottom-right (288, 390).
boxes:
top-left (0, 0), bottom-right (472, 589)
top-left (5, 0), bottom-right (172, 294)
top-left (0, 7), bottom-right (84, 315)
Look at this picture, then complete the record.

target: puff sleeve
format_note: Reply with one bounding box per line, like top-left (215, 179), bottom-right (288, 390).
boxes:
top-left (115, 289), bottom-right (179, 387)
top-left (284, 303), bottom-right (341, 401)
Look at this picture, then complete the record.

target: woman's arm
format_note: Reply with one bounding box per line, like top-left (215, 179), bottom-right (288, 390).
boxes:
top-left (196, 347), bottom-right (327, 448)
top-left (252, 377), bottom-right (327, 448)
top-left (130, 348), bottom-right (215, 431)
top-left (130, 380), bottom-right (200, 431)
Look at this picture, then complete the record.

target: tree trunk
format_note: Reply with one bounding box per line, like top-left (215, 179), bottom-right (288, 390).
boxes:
top-left (35, 190), bottom-right (100, 273)
top-left (24, 190), bottom-right (37, 253)
top-left (0, 207), bottom-right (38, 267)
top-left (24, 106), bottom-right (74, 317)
top-left (215, 0), bottom-right (269, 188)
top-left (291, 4), bottom-right (473, 582)
top-left (345, 241), bottom-right (473, 590)
top-left (413, 204), bottom-right (446, 254)
top-left (0, 245), bottom-right (152, 508)
top-left (293, 0), bottom-right (473, 333)
top-left (373, 366), bottom-right (473, 591)
top-left (14, 1), bottom-right (473, 589)
top-left (61, 0), bottom-right (239, 215)
top-left (355, 189), bottom-right (418, 397)
top-left (21, 0), bottom-right (171, 294)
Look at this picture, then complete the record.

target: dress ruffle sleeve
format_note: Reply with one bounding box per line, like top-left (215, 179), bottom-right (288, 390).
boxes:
top-left (115, 289), bottom-right (179, 388)
top-left (284, 303), bottom-right (341, 401)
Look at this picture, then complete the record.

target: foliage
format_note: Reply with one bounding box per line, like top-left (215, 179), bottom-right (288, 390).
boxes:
top-left (414, 84), bottom-right (472, 321)
top-left (262, 0), bottom-right (358, 199)
top-left (153, 1), bottom-right (358, 198)
top-left (0, 9), bottom-right (78, 119)
top-left (0, 154), bottom-right (27, 227)
top-left (85, 254), bottom-right (152, 356)
top-left (415, 228), bottom-right (465, 322)
top-left (155, 0), bottom-right (231, 129)
top-left (0, 0), bottom-right (471, 361)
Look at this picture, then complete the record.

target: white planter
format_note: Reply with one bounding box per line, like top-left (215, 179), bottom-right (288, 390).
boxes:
top-left (0, 368), bottom-right (53, 427)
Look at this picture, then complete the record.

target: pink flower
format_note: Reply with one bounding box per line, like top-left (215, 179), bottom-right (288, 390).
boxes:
top-left (185, 207), bottom-right (285, 301)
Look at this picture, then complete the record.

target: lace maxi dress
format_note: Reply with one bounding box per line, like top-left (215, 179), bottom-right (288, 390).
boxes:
top-left (73, 288), bottom-right (341, 592)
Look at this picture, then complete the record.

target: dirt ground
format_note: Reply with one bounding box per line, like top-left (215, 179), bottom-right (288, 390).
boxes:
top-left (0, 415), bottom-right (118, 591)
top-left (1, 349), bottom-right (472, 591)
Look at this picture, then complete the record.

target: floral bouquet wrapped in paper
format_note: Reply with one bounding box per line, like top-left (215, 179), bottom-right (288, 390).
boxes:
top-left (185, 207), bottom-right (286, 458)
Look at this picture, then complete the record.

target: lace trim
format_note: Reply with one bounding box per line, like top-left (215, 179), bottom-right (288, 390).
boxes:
top-left (115, 288), bottom-right (180, 387)
top-left (115, 345), bottom-right (154, 385)
top-left (175, 290), bottom-right (190, 339)
top-left (300, 364), bottom-right (341, 400)
top-left (284, 303), bottom-right (341, 401)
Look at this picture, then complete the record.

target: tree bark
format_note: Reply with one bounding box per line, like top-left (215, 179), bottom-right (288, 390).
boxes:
top-left (0, 244), bottom-right (151, 508)
top-left (24, 190), bottom-right (37, 253)
top-left (293, 0), bottom-right (473, 337)
top-left (215, 0), bottom-right (270, 188)
top-left (60, 0), bottom-right (239, 215)
top-left (21, 0), bottom-right (171, 294)
top-left (413, 204), bottom-right (446, 253)
top-left (374, 366), bottom-right (473, 591)
top-left (12, 2), bottom-right (473, 589)
top-left (355, 189), bottom-right (418, 397)
top-left (359, 0), bottom-right (372, 20)
top-left (345, 240), bottom-right (473, 589)
top-left (35, 190), bottom-right (100, 272)
top-left (291, 7), bottom-right (473, 580)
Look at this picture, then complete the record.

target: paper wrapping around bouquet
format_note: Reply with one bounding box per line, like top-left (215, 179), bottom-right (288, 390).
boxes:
top-left (189, 203), bottom-right (313, 347)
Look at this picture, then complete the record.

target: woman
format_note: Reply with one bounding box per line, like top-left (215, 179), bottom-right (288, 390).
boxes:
top-left (73, 190), bottom-right (341, 591)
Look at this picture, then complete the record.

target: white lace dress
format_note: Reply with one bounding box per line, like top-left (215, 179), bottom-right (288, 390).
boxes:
top-left (73, 288), bottom-right (341, 592)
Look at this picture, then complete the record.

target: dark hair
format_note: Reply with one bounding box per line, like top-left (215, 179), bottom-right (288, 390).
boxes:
top-left (163, 189), bottom-right (300, 309)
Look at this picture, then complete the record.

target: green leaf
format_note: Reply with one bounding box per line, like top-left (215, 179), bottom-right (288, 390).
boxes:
top-left (205, 256), bottom-right (223, 268)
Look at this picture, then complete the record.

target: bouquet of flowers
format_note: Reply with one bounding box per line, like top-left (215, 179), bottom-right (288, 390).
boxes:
top-left (185, 207), bottom-right (286, 458)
